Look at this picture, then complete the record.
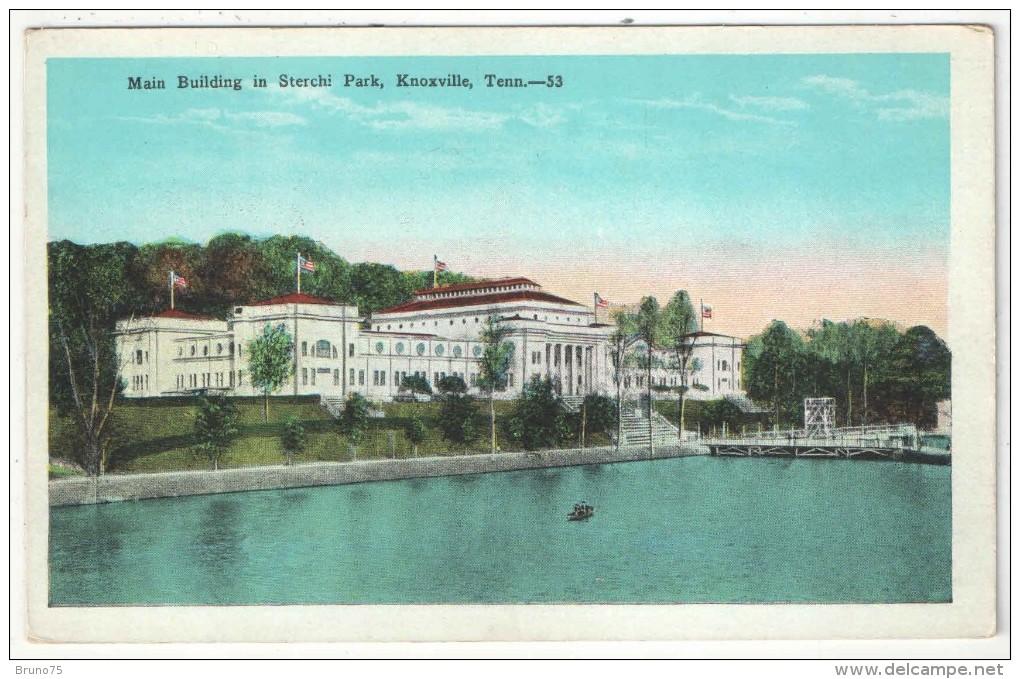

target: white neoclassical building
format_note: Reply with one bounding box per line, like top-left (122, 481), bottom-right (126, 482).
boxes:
top-left (115, 277), bottom-right (747, 403)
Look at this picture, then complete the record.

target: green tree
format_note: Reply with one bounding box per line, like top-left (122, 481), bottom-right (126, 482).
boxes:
top-left (744, 321), bottom-right (807, 428)
top-left (438, 392), bottom-right (480, 446)
top-left (337, 393), bottom-right (371, 459)
top-left (477, 316), bottom-right (514, 454)
top-left (130, 239), bottom-right (205, 314)
top-left (349, 262), bottom-right (413, 315)
top-left (806, 320), bottom-right (857, 425)
top-left (405, 415), bottom-right (428, 456)
top-left (281, 416), bottom-right (307, 465)
top-left (505, 377), bottom-right (572, 450)
top-left (436, 374), bottom-right (468, 394)
top-left (635, 296), bottom-right (663, 454)
top-left (873, 326), bottom-right (950, 428)
top-left (200, 232), bottom-right (273, 314)
top-left (581, 393), bottom-right (618, 441)
top-left (49, 241), bottom-right (142, 475)
top-left (247, 323), bottom-right (294, 422)
top-left (853, 320), bottom-right (900, 425)
top-left (194, 393), bottom-right (239, 471)
top-left (608, 312), bottom-right (640, 451)
top-left (400, 373), bottom-right (433, 396)
top-left (660, 290), bottom-right (699, 438)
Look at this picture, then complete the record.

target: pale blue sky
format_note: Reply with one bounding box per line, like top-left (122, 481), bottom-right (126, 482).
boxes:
top-left (47, 53), bottom-right (950, 335)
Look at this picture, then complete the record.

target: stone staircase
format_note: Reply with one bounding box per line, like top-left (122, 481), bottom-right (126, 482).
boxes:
top-left (319, 395), bottom-right (384, 419)
top-left (619, 409), bottom-right (682, 446)
top-left (558, 395), bottom-right (586, 413)
top-left (320, 395), bottom-right (345, 418)
top-left (725, 393), bottom-right (769, 414)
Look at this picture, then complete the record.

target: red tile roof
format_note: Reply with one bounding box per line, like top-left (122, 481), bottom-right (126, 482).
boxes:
top-left (412, 277), bottom-right (539, 297)
top-left (376, 289), bottom-right (585, 315)
top-left (152, 308), bottom-right (218, 321)
top-left (249, 292), bottom-right (342, 307)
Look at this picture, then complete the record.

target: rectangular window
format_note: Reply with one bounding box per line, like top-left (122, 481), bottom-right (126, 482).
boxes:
top-left (334, 370), bottom-right (340, 387)
top-left (509, 373), bottom-right (514, 388)
top-left (359, 370), bottom-right (365, 386)
top-left (310, 369), bottom-right (316, 386)
top-left (135, 350), bottom-right (143, 364)
top-left (302, 368), bottom-right (308, 385)
top-left (302, 341), bottom-right (308, 356)
top-left (349, 343), bottom-right (355, 357)
top-left (380, 371), bottom-right (386, 386)
top-left (434, 372), bottom-right (440, 385)
top-left (372, 370), bottom-right (379, 386)
top-left (350, 368), bottom-right (355, 384)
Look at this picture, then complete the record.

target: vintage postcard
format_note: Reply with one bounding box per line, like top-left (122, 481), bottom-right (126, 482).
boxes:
top-left (18, 24), bottom-right (996, 646)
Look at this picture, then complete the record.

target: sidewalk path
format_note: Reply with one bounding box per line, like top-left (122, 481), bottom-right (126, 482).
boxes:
top-left (49, 444), bottom-right (709, 506)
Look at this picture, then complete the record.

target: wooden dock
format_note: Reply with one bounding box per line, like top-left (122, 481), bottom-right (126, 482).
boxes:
top-left (702, 424), bottom-right (946, 461)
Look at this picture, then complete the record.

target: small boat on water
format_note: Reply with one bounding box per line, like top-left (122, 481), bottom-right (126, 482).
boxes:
top-left (568, 503), bottom-right (595, 521)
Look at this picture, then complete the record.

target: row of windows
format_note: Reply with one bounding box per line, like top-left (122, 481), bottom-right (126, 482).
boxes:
top-left (177, 343), bottom-right (239, 358)
top-left (374, 313), bottom-right (585, 333)
top-left (134, 350), bottom-right (149, 365)
top-left (131, 374), bottom-right (149, 390)
top-left (716, 360), bottom-right (740, 371)
top-left (175, 371), bottom-right (238, 390)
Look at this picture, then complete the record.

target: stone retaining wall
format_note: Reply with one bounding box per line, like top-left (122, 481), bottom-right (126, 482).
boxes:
top-left (49, 444), bottom-right (709, 507)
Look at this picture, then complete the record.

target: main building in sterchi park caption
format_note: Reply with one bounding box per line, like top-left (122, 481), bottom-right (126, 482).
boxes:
top-left (115, 277), bottom-right (746, 403)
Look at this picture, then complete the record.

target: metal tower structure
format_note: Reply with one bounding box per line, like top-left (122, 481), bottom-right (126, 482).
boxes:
top-left (803, 397), bottom-right (836, 438)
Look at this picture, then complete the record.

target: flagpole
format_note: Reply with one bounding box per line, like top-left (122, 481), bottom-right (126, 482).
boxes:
top-left (296, 252), bottom-right (301, 294)
top-left (594, 292), bottom-right (598, 323)
top-left (700, 298), bottom-right (704, 332)
top-left (433, 255), bottom-right (438, 288)
top-left (170, 270), bottom-right (175, 310)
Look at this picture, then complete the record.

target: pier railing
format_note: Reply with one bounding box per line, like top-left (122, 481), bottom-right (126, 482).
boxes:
top-left (702, 423), bottom-right (923, 458)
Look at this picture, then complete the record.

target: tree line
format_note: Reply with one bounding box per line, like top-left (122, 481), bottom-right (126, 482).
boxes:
top-left (743, 319), bottom-right (950, 430)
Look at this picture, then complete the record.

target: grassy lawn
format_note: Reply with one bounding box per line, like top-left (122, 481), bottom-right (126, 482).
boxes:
top-left (51, 396), bottom-right (572, 474)
top-left (49, 464), bottom-right (84, 479)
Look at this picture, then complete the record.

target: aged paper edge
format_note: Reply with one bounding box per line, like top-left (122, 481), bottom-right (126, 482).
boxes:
top-left (18, 24), bottom-right (996, 645)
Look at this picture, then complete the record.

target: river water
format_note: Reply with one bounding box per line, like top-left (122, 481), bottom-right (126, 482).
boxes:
top-left (49, 457), bottom-right (951, 605)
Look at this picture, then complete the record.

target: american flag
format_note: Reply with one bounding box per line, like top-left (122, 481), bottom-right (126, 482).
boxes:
top-left (299, 256), bottom-right (315, 273)
top-left (701, 303), bottom-right (713, 319)
top-left (171, 272), bottom-right (187, 288)
top-left (435, 260), bottom-right (448, 271)
top-left (595, 293), bottom-right (609, 308)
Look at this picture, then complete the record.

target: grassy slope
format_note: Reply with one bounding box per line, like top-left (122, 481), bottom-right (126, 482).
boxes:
top-left (51, 397), bottom-right (535, 474)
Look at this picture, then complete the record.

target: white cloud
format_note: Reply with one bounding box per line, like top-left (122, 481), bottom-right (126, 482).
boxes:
top-left (518, 103), bottom-right (566, 128)
top-left (113, 107), bottom-right (306, 132)
top-left (268, 85), bottom-right (565, 131)
top-left (224, 111), bottom-right (307, 127)
top-left (730, 95), bottom-right (809, 112)
top-left (803, 75), bottom-right (949, 121)
top-left (631, 95), bottom-right (796, 126)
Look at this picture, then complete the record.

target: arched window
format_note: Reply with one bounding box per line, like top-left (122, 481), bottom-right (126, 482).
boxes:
top-left (315, 339), bottom-right (331, 358)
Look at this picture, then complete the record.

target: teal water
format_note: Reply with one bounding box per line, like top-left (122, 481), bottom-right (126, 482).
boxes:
top-left (49, 457), bottom-right (951, 605)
